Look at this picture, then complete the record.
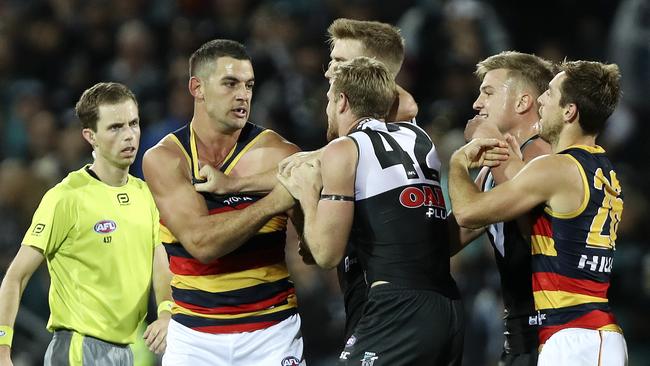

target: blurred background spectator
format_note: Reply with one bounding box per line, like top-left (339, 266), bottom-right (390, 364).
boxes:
top-left (0, 0), bottom-right (647, 365)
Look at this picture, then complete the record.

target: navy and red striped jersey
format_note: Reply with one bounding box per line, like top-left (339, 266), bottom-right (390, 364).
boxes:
top-left (160, 122), bottom-right (296, 334)
top-left (530, 145), bottom-right (623, 345)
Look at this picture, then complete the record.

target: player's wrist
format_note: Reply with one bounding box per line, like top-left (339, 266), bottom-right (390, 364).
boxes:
top-left (0, 326), bottom-right (13, 348)
top-left (450, 149), bottom-right (470, 169)
top-left (157, 300), bottom-right (173, 317)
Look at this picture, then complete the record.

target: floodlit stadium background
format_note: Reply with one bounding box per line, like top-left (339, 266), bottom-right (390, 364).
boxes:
top-left (0, 0), bottom-right (648, 365)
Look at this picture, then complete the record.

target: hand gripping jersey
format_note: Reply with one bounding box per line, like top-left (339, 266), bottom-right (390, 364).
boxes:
top-left (530, 145), bottom-right (623, 345)
top-left (160, 122), bottom-right (297, 334)
top-left (345, 119), bottom-right (460, 297)
top-left (480, 137), bottom-right (539, 354)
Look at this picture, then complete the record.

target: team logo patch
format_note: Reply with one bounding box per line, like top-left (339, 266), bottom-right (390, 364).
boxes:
top-left (361, 351), bottom-right (379, 366)
top-left (345, 335), bottom-right (357, 347)
top-left (280, 356), bottom-right (300, 366)
top-left (94, 220), bottom-right (117, 234)
top-left (0, 330), bottom-right (5, 336)
top-left (32, 223), bottom-right (46, 235)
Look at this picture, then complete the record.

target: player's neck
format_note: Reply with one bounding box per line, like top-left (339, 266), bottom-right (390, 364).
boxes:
top-left (344, 116), bottom-right (371, 135)
top-left (506, 118), bottom-right (539, 146)
top-left (89, 159), bottom-right (129, 187)
top-left (191, 117), bottom-right (242, 168)
top-left (553, 128), bottom-right (597, 153)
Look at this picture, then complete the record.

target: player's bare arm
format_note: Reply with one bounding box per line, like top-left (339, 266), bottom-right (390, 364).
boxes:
top-left (194, 130), bottom-right (300, 194)
top-left (279, 137), bottom-right (356, 269)
top-left (143, 137), bottom-right (295, 263)
top-left (450, 143), bottom-right (582, 229)
top-left (0, 246), bottom-right (45, 362)
top-left (143, 245), bottom-right (173, 354)
top-left (449, 167), bottom-right (491, 256)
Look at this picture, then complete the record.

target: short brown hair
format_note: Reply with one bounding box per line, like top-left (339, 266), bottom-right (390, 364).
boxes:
top-left (189, 39), bottom-right (250, 79)
top-left (75, 82), bottom-right (137, 131)
top-left (331, 56), bottom-right (397, 120)
top-left (327, 18), bottom-right (405, 77)
top-left (475, 51), bottom-right (555, 98)
top-left (558, 60), bottom-right (621, 135)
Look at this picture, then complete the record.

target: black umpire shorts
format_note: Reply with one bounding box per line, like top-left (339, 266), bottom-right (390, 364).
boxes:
top-left (338, 283), bottom-right (464, 366)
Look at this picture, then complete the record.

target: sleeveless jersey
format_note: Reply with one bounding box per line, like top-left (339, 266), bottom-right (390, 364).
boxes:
top-left (530, 145), bottom-right (623, 345)
top-left (481, 137), bottom-right (539, 353)
top-left (160, 122), bottom-right (297, 334)
top-left (346, 119), bottom-right (459, 297)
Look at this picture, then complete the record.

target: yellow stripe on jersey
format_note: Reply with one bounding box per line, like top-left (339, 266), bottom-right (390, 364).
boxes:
top-left (173, 294), bottom-right (298, 319)
top-left (598, 324), bottom-right (623, 334)
top-left (260, 216), bottom-right (288, 233)
top-left (160, 223), bottom-right (177, 243)
top-left (168, 134), bottom-right (192, 167)
top-left (545, 154), bottom-right (590, 219)
top-left (531, 235), bottom-right (557, 256)
top-left (172, 263), bottom-right (290, 292)
top-left (533, 290), bottom-right (608, 310)
top-left (569, 144), bottom-right (606, 154)
top-left (224, 130), bottom-right (271, 175)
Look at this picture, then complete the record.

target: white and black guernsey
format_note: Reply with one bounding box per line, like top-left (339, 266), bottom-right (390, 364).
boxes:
top-left (339, 119), bottom-right (459, 314)
top-left (481, 136), bottom-right (539, 354)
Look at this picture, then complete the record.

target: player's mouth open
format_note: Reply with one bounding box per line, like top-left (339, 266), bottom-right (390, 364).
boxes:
top-left (232, 108), bottom-right (247, 118)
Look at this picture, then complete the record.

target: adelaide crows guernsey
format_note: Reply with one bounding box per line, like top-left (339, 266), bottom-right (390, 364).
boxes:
top-left (346, 119), bottom-right (459, 297)
top-left (530, 145), bottom-right (623, 345)
top-left (160, 122), bottom-right (297, 334)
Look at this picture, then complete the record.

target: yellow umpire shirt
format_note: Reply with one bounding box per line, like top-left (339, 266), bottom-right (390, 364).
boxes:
top-left (22, 166), bottom-right (160, 345)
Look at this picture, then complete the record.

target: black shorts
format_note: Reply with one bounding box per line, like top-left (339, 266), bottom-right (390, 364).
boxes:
top-left (499, 351), bottom-right (538, 366)
top-left (338, 283), bottom-right (464, 366)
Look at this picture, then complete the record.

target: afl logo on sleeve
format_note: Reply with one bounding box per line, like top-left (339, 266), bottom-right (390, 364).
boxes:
top-left (280, 356), bottom-right (300, 365)
top-left (94, 220), bottom-right (117, 234)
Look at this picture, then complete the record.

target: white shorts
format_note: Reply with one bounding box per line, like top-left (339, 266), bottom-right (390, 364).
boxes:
top-left (162, 315), bottom-right (305, 366)
top-left (538, 328), bottom-right (627, 366)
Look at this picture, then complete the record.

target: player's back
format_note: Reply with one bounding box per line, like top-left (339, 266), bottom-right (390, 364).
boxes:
top-left (347, 119), bottom-right (458, 298)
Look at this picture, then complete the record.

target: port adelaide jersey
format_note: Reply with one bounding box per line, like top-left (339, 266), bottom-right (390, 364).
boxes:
top-left (346, 119), bottom-right (459, 297)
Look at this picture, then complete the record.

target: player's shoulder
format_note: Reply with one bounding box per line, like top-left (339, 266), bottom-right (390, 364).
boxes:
top-left (145, 134), bottom-right (184, 159)
top-left (323, 136), bottom-right (357, 160)
top-left (251, 128), bottom-right (300, 154)
top-left (522, 137), bottom-right (551, 162)
top-left (520, 153), bottom-right (580, 183)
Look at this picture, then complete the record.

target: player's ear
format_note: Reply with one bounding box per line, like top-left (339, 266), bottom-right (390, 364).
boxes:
top-left (337, 92), bottom-right (348, 114)
top-left (189, 76), bottom-right (203, 99)
top-left (564, 102), bottom-right (578, 122)
top-left (515, 93), bottom-right (533, 114)
top-left (82, 128), bottom-right (97, 148)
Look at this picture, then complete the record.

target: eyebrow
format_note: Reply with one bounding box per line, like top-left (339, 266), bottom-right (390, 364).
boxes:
top-left (221, 76), bottom-right (255, 83)
top-left (480, 85), bottom-right (495, 92)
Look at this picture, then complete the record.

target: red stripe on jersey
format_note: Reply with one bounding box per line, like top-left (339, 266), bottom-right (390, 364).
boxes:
top-left (168, 241), bottom-right (285, 275)
top-left (194, 321), bottom-right (279, 334)
top-left (175, 288), bottom-right (295, 315)
top-left (532, 272), bottom-right (610, 298)
top-left (532, 215), bottom-right (552, 237)
top-left (539, 310), bottom-right (618, 345)
top-left (208, 202), bottom-right (254, 215)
